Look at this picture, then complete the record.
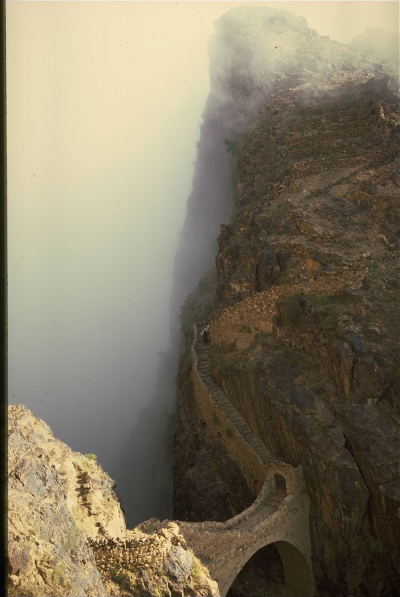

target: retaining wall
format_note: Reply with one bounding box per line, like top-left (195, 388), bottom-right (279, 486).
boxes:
top-left (210, 272), bottom-right (365, 349)
top-left (192, 326), bottom-right (294, 494)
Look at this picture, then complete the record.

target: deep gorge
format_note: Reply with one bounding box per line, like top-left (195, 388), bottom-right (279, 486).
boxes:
top-left (171, 7), bottom-right (399, 597)
top-left (7, 5), bottom-right (399, 597)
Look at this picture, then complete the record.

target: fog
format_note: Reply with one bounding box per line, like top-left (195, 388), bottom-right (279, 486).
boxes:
top-left (7, 1), bottom-right (398, 526)
top-left (7, 1), bottom-right (218, 473)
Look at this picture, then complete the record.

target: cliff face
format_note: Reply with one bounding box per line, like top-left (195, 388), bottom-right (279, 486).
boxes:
top-left (7, 405), bottom-right (218, 597)
top-left (170, 6), bottom-right (376, 337)
top-left (115, 4), bottom-right (385, 537)
top-left (173, 7), bottom-right (399, 597)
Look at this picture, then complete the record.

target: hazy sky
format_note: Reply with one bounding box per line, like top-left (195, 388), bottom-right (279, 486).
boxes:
top-left (7, 0), bottom-right (399, 470)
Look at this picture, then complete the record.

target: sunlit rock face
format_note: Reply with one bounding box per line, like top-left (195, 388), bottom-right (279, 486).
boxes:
top-left (7, 405), bottom-right (111, 597)
top-left (173, 6), bottom-right (399, 597)
top-left (7, 405), bottom-right (219, 597)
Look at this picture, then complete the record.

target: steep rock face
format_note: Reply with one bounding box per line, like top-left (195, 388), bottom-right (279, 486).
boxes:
top-left (7, 405), bottom-right (219, 597)
top-left (169, 5), bottom-right (375, 339)
top-left (172, 7), bottom-right (399, 597)
top-left (8, 404), bottom-right (111, 596)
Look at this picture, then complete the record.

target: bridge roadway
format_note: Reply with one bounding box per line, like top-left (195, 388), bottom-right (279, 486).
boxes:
top-left (87, 323), bottom-right (315, 596)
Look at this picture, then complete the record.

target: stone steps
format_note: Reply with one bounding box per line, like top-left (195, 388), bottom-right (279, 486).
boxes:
top-left (193, 326), bottom-right (275, 465)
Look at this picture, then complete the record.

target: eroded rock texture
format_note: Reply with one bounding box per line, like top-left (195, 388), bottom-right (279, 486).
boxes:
top-left (7, 405), bottom-right (218, 597)
top-left (8, 405), bottom-right (110, 597)
top-left (173, 7), bottom-right (399, 597)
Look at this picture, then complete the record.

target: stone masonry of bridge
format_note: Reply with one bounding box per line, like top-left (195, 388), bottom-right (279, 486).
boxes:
top-left (85, 315), bottom-right (315, 596)
top-left (189, 323), bottom-right (314, 595)
top-left (178, 471), bottom-right (313, 597)
top-left (86, 470), bottom-right (313, 596)
top-left (191, 325), bottom-right (294, 494)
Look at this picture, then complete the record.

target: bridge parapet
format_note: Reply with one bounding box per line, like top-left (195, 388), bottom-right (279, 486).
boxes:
top-left (192, 324), bottom-right (294, 496)
top-left (191, 319), bottom-right (314, 595)
top-left (177, 468), bottom-right (313, 596)
top-left (84, 316), bottom-right (314, 597)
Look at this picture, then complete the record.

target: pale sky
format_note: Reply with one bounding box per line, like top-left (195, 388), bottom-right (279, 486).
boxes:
top-left (6, 1), bottom-right (399, 469)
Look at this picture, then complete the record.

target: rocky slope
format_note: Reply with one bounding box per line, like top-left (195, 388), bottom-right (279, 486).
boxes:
top-left (7, 405), bottom-right (218, 597)
top-left (172, 7), bottom-right (399, 597)
top-left (350, 27), bottom-right (399, 74)
top-left (170, 5), bottom-right (378, 333)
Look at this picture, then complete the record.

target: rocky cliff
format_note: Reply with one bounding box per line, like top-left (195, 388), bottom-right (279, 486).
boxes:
top-left (173, 7), bottom-right (399, 597)
top-left (7, 405), bottom-right (218, 597)
top-left (7, 7), bottom-right (399, 597)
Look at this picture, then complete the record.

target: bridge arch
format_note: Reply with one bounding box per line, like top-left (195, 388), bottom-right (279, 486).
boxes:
top-left (274, 473), bottom-right (287, 494)
top-left (226, 540), bottom-right (312, 597)
top-left (187, 324), bottom-right (314, 596)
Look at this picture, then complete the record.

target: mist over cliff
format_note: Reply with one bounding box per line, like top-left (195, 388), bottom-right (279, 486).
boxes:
top-left (112, 5), bottom-right (384, 526)
top-left (169, 5), bottom-right (377, 337)
top-left (350, 27), bottom-right (400, 73)
top-left (170, 7), bottom-right (399, 597)
top-left (8, 1), bottom-right (399, 534)
top-left (7, 1), bottom-right (211, 477)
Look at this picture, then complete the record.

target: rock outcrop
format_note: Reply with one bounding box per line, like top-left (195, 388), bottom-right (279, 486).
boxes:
top-left (7, 405), bottom-right (218, 597)
top-left (8, 404), bottom-right (110, 597)
top-left (173, 7), bottom-right (399, 597)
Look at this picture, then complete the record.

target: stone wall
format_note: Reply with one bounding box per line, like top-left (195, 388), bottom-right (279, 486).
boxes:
top-left (86, 471), bottom-right (314, 596)
top-left (210, 272), bottom-right (365, 350)
top-left (87, 293), bottom-right (320, 596)
top-left (191, 325), bottom-right (294, 494)
top-left (80, 322), bottom-right (315, 597)
top-left (86, 525), bottom-right (181, 578)
top-left (178, 467), bottom-right (314, 597)
top-left (190, 307), bottom-right (315, 595)
top-left (85, 522), bottom-right (220, 596)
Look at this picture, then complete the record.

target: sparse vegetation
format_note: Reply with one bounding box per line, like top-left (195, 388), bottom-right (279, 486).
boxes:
top-left (6, 583), bottom-right (35, 597)
top-left (52, 562), bottom-right (72, 593)
top-left (280, 293), bottom-right (305, 326)
top-left (224, 138), bottom-right (237, 155)
top-left (153, 586), bottom-right (168, 597)
top-left (245, 360), bottom-right (257, 373)
top-left (180, 267), bottom-right (217, 334)
top-left (177, 352), bottom-right (192, 390)
top-left (62, 523), bottom-right (80, 553)
top-left (111, 569), bottom-right (132, 590)
top-left (190, 554), bottom-right (212, 591)
top-left (101, 479), bottom-right (112, 496)
top-left (85, 453), bottom-right (97, 461)
top-left (309, 295), bottom-right (330, 305)
top-left (366, 259), bottom-right (380, 279)
top-left (347, 534), bottom-right (389, 595)
top-left (212, 411), bottom-right (221, 426)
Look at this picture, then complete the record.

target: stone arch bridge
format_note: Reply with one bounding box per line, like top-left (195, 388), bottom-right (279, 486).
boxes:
top-left (185, 324), bottom-right (314, 596)
top-left (88, 317), bottom-right (315, 596)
